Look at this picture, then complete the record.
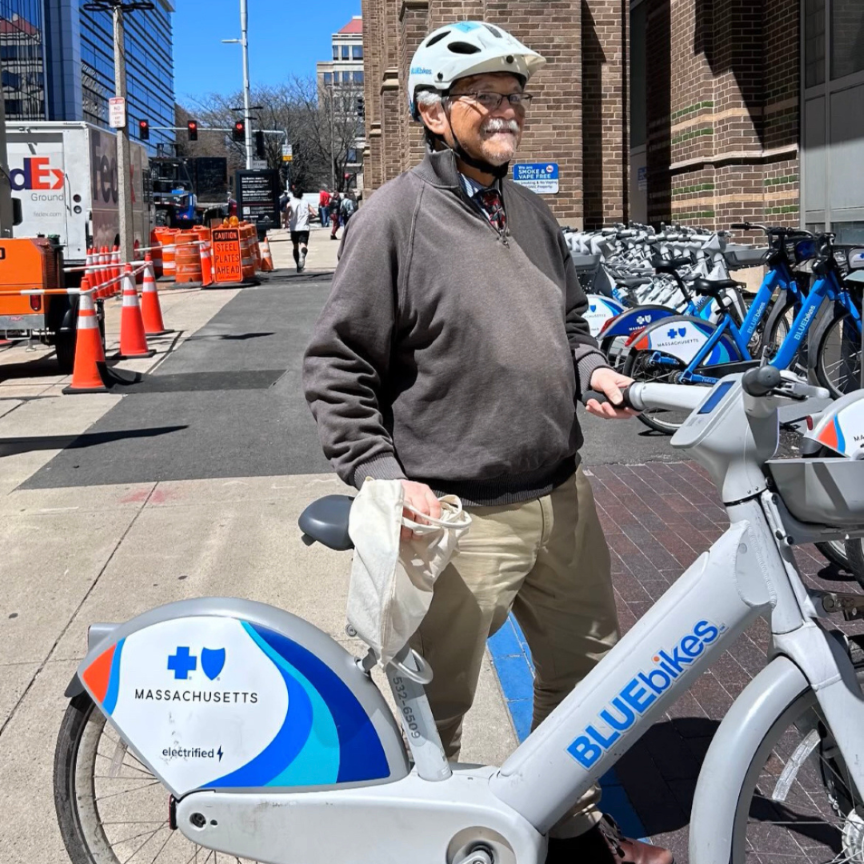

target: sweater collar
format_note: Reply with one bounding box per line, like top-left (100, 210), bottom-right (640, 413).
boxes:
top-left (413, 149), bottom-right (469, 190)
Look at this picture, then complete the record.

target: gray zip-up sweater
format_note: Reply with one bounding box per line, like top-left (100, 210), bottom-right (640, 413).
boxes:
top-left (303, 149), bottom-right (610, 506)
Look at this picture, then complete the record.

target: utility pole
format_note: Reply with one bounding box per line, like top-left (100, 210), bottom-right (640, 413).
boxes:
top-left (113, 4), bottom-right (134, 263)
top-left (240, 0), bottom-right (253, 170)
top-left (328, 82), bottom-right (336, 191)
top-left (0, 51), bottom-right (14, 237)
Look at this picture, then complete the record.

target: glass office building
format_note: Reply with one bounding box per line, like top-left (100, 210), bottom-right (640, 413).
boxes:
top-left (0, 0), bottom-right (174, 153)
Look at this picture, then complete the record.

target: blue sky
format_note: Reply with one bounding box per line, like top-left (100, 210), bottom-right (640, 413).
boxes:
top-left (172, 0), bottom-right (361, 105)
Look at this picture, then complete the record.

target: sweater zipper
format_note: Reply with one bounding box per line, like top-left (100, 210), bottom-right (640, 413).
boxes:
top-left (457, 184), bottom-right (510, 247)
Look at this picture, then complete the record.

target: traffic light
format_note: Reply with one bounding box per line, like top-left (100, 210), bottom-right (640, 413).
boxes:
top-left (356, 96), bottom-right (365, 119)
top-left (138, 119), bottom-right (149, 141)
top-left (232, 120), bottom-right (245, 142)
top-left (187, 120), bottom-right (198, 141)
top-left (254, 130), bottom-right (265, 159)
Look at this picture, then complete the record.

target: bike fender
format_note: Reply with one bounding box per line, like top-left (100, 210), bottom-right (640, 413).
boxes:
top-left (689, 656), bottom-right (808, 864)
top-left (74, 598), bottom-right (409, 798)
top-left (627, 315), bottom-right (739, 366)
top-left (601, 305), bottom-right (677, 338)
top-left (64, 623), bottom-right (120, 697)
top-left (584, 295), bottom-right (626, 338)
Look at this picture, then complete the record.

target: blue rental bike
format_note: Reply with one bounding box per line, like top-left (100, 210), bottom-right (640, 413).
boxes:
top-left (620, 224), bottom-right (817, 434)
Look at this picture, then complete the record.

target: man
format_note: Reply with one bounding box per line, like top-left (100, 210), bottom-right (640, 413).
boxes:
top-left (340, 191), bottom-right (356, 226)
top-left (303, 21), bottom-right (670, 864)
top-left (328, 192), bottom-right (342, 240)
top-left (287, 188), bottom-right (311, 273)
top-left (319, 187), bottom-right (331, 228)
top-left (279, 189), bottom-right (291, 230)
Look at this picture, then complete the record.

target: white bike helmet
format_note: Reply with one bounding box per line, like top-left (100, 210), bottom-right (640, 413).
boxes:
top-left (408, 21), bottom-right (546, 120)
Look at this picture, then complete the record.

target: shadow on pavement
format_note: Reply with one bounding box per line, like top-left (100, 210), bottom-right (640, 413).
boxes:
top-left (186, 332), bottom-right (275, 341)
top-left (0, 425), bottom-right (188, 456)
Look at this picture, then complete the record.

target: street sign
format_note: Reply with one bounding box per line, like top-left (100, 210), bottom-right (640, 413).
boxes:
top-left (512, 162), bottom-right (559, 194)
top-left (211, 227), bottom-right (243, 283)
top-left (109, 97), bottom-right (126, 129)
top-left (281, 144), bottom-right (293, 163)
top-left (251, 158), bottom-right (268, 170)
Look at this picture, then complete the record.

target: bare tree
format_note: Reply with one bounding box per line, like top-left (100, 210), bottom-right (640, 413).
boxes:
top-left (175, 76), bottom-right (364, 194)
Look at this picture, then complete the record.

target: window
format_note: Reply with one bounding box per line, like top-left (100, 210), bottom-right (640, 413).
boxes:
top-left (831, 0), bottom-right (864, 80)
top-left (353, 71), bottom-right (364, 84)
top-left (323, 72), bottom-right (332, 85)
top-left (630, 2), bottom-right (647, 148)
top-left (347, 149), bottom-right (358, 163)
top-left (352, 45), bottom-right (363, 59)
top-left (332, 45), bottom-right (339, 60)
top-left (342, 45), bottom-right (350, 60)
top-left (805, 0), bottom-right (826, 87)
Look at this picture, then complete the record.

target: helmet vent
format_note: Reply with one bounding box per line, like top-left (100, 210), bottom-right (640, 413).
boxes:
top-left (484, 24), bottom-right (503, 37)
top-left (447, 41), bottom-right (482, 55)
top-left (425, 31), bottom-right (449, 47)
top-left (506, 55), bottom-right (514, 64)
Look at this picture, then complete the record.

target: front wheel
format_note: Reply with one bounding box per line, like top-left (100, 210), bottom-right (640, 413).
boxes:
top-left (816, 310), bottom-right (862, 398)
top-left (621, 349), bottom-right (695, 435)
top-left (54, 692), bottom-right (260, 864)
top-left (730, 652), bottom-right (864, 864)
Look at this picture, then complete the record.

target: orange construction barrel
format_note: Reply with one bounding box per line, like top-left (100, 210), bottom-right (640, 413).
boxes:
top-left (156, 228), bottom-right (177, 280)
top-left (149, 228), bottom-right (163, 278)
top-left (174, 231), bottom-right (202, 284)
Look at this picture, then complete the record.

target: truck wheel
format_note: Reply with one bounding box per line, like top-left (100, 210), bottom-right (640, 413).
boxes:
top-left (55, 329), bottom-right (77, 373)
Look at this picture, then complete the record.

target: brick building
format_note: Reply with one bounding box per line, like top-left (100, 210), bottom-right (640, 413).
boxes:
top-left (361, 0), bottom-right (864, 239)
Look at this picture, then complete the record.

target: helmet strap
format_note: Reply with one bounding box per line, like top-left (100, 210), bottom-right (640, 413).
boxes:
top-left (438, 100), bottom-right (510, 180)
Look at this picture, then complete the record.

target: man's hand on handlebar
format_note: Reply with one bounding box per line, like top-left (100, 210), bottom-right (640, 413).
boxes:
top-left (399, 480), bottom-right (442, 541)
top-left (585, 368), bottom-right (640, 420)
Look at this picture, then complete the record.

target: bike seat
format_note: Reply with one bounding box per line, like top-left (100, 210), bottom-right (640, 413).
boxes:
top-left (616, 275), bottom-right (654, 288)
top-left (652, 256), bottom-right (693, 274)
top-left (692, 278), bottom-right (738, 298)
top-left (298, 495), bottom-right (355, 551)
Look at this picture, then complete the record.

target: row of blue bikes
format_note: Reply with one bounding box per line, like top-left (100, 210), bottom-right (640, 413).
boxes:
top-left (569, 220), bottom-right (864, 578)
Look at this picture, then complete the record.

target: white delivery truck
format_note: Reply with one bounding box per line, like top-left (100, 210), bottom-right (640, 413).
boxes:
top-left (6, 121), bottom-right (152, 283)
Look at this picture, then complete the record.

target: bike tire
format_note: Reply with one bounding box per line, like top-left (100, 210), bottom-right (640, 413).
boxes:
top-left (54, 692), bottom-right (260, 864)
top-left (729, 656), bottom-right (864, 864)
top-left (621, 348), bottom-right (689, 435)
top-left (816, 309), bottom-right (862, 398)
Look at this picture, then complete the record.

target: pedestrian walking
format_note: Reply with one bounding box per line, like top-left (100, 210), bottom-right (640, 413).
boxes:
top-left (287, 188), bottom-right (311, 273)
top-left (279, 189), bottom-right (291, 230)
top-left (319, 187), bottom-right (331, 228)
top-left (328, 193), bottom-right (342, 240)
top-left (340, 192), bottom-right (356, 228)
top-left (303, 21), bottom-right (671, 864)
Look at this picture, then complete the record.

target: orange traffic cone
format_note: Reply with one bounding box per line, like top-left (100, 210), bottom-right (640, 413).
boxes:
top-left (63, 281), bottom-right (109, 393)
top-left (118, 265), bottom-right (155, 359)
top-left (111, 247), bottom-right (122, 296)
top-left (260, 236), bottom-right (275, 272)
top-left (200, 240), bottom-right (213, 286)
top-left (141, 256), bottom-right (171, 335)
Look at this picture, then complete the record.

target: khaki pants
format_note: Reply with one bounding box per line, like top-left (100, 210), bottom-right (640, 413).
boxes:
top-left (409, 466), bottom-right (620, 838)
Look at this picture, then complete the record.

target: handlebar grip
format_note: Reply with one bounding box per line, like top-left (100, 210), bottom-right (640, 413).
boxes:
top-left (581, 386), bottom-right (636, 410)
top-left (741, 366), bottom-right (782, 397)
top-left (730, 223), bottom-right (750, 230)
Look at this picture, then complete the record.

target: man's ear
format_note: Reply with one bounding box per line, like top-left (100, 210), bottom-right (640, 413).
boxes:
top-left (417, 99), bottom-right (449, 137)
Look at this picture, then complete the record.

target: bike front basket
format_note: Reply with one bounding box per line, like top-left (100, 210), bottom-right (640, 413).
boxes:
top-left (766, 458), bottom-right (864, 528)
top-left (723, 244), bottom-right (769, 268)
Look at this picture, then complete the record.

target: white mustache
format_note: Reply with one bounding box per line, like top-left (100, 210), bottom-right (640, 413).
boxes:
top-left (481, 118), bottom-right (520, 135)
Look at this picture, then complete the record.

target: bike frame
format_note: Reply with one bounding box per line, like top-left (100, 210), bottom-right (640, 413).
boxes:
top-left (653, 260), bottom-right (804, 385)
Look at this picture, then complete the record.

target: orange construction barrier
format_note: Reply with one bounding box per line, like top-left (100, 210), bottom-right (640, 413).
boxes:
top-left (63, 282), bottom-right (108, 393)
top-left (118, 265), bottom-right (155, 359)
top-left (95, 247), bottom-right (108, 299)
top-left (141, 255), bottom-right (171, 335)
top-left (239, 224), bottom-right (257, 281)
top-left (157, 228), bottom-right (177, 280)
top-left (149, 228), bottom-right (163, 278)
top-left (200, 240), bottom-right (213, 286)
top-left (175, 231), bottom-right (202, 284)
top-left (260, 236), bottom-right (275, 272)
top-left (111, 246), bottom-right (121, 289)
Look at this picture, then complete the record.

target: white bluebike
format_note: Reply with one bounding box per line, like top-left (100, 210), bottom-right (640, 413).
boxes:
top-left (55, 367), bottom-right (864, 864)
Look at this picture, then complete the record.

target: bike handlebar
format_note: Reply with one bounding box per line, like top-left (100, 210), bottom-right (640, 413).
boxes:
top-left (741, 366), bottom-right (782, 397)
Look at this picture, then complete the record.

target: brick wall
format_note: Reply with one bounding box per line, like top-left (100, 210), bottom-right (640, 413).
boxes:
top-left (646, 0), bottom-right (800, 231)
top-left (361, 0), bottom-right (627, 224)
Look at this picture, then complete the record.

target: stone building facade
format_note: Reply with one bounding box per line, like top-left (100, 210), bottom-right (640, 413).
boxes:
top-left (362, 0), bottom-right (864, 238)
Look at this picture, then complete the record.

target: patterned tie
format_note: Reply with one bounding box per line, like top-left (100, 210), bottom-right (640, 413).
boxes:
top-left (476, 188), bottom-right (507, 232)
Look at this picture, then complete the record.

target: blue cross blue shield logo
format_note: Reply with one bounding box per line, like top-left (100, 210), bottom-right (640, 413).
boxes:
top-left (201, 648), bottom-right (226, 680)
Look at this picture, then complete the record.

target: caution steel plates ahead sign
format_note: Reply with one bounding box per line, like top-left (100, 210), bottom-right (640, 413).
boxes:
top-left (211, 228), bottom-right (243, 283)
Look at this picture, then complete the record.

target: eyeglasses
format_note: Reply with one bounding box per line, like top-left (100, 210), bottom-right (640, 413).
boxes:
top-left (448, 92), bottom-right (534, 111)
